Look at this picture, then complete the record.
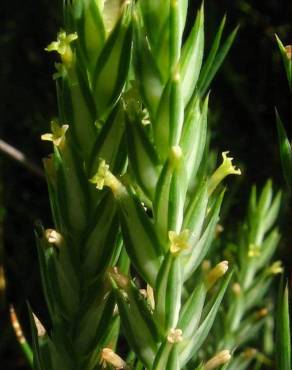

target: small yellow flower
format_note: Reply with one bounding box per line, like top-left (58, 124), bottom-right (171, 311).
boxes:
top-left (41, 121), bottom-right (69, 148)
top-left (208, 151), bottom-right (241, 196)
top-left (90, 160), bottom-right (110, 190)
top-left (168, 229), bottom-right (190, 254)
top-left (167, 328), bottom-right (183, 344)
top-left (45, 30), bottom-right (78, 67)
top-left (248, 243), bottom-right (261, 257)
top-left (90, 159), bottom-right (122, 194)
top-left (267, 261), bottom-right (283, 275)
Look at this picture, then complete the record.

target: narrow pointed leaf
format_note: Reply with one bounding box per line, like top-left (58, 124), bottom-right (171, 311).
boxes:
top-left (198, 25), bottom-right (239, 96)
top-left (180, 6), bottom-right (204, 105)
top-left (276, 110), bottom-right (292, 187)
top-left (276, 281), bottom-right (291, 370)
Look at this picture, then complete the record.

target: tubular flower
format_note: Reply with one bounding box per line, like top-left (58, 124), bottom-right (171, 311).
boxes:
top-left (168, 229), bottom-right (190, 254)
top-left (41, 120), bottom-right (69, 149)
top-left (45, 30), bottom-right (78, 67)
top-left (208, 151), bottom-right (241, 195)
top-left (89, 159), bottom-right (122, 194)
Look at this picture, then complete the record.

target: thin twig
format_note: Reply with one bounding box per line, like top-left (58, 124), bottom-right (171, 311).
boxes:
top-left (0, 139), bottom-right (44, 178)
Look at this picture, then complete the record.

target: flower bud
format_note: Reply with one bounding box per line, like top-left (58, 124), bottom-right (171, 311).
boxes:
top-left (204, 350), bottom-right (231, 370)
top-left (205, 261), bottom-right (228, 290)
top-left (100, 347), bottom-right (126, 369)
top-left (44, 229), bottom-right (64, 247)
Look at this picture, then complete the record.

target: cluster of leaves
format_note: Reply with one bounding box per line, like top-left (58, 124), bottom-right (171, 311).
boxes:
top-left (28, 1), bottom-right (243, 369)
top-left (7, 1), bottom-right (290, 370)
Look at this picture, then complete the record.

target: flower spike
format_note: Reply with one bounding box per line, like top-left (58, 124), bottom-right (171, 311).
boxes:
top-left (208, 151), bottom-right (241, 195)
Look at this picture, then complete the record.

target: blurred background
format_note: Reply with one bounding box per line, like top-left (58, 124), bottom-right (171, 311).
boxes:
top-left (1, 0), bottom-right (291, 368)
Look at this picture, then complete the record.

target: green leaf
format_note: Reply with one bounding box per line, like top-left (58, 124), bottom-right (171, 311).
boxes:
top-left (88, 103), bottom-right (126, 178)
top-left (276, 110), bottom-right (292, 187)
top-left (178, 282), bottom-right (206, 339)
top-left (197, 23), bottom-right (239, 96)
top-left (116, 187), bottom-right (163, 285)
top-left (180, 94), bottom-right (208, 184)
top-left (133, 23), bottom-right (164, 117)
top-left (179, 272), bottom-right (232, 365)
top-left (254, 228), bottom-right (280, 271)
top-left (262, 190), bottom-right (282, 233)
top-left (126, 112), bottom-right (160, 200)
top-left (139, 0), bottom-right (170, 43)
top-left (154, 147), bottom-right (188, 242)
top-left (60, 71), bottom-right (97, 159)
top-left (154, 75), bottom-right (184, 161)
top-left (258, 179), bottom-right (273, 219)
top-left (275, 34), bottom-right (292, 91)
top-left (184, 190), bottom-right (225, 281)
top-left (276, 281), bottom-right (291, 370)
top-left (82, 194), bottom-right (119, 279)
top-left (78, 0), bottom-right (106, 73)
top-left (93, 3), bottom-right (133, 118)
top-left (153, 341), bottom-right (180, 370)
top-left (54, 146), bottom-right (88, 236)
top-left (183, 181), bottom-right (208, 245)
top-left (114, 283), bottom-right (159, 367)
top-left (180, 5), bottom-right (204, 105)
top-left (74, 290), bottom-right (115, 355)
top-left (154, 252), bottom-right (182, 332)
top-left (169, 0), bottom-right (183, 70)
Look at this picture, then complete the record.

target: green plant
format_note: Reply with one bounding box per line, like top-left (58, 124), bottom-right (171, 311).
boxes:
top-left (205, 180), bottom-right (282, 370)
top-left (12, 1), bottom-right (288, 370)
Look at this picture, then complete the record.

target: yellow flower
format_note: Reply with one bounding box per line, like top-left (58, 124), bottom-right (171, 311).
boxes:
top-left (41, 121), bottom-right (69, 148)
top-left (248, 243), bottom-right (261, 257)
top-left (208, 151), bottom-right (241, 196)
top-left (167, 328), bottom-right (183, 344)
top-left (45, 30), bottom-right (78, 67)
top-left (267, 261), bottom-right (283, 275)
top-left (168, 229), bottom-right (190, 254)
top-left (89, 159), bottom-right (122, 195)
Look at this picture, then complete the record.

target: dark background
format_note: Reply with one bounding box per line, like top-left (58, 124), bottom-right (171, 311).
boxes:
top-left (1, 0), bottom-right (291, 368)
